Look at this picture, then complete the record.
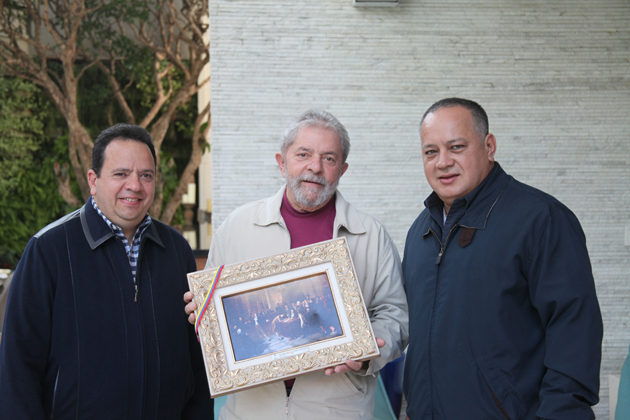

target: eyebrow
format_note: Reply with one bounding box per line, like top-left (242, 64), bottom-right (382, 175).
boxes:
top-left (422, 138), bottom-right (468, 149)
top-left (110, 168), bottom-right (155, 174)
top-left (295, 146), bottom-right (339, 156)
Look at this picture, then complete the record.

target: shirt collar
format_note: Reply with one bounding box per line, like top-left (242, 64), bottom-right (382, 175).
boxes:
top-left (424, 164), bottom-right (498, 213)
top-left (254, 185), bottom-right (366, 235)
top-left (90, 196), bottom-right (152, 240)
top-left (424, 164), bottom-right (499, 225)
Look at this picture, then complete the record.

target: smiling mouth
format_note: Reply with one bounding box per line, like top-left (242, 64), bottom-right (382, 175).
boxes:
top-left (121, 198), bottom-right (141, 202)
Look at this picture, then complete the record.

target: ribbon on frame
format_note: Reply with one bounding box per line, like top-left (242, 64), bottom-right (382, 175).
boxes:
top-left (194, 265), bottom-right (224, 341)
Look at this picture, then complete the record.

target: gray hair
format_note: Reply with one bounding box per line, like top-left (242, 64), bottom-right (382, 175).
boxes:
top-left (280, 109), bottom-right (351, 163)
top-left (420, 97), bottom-right (489, 142)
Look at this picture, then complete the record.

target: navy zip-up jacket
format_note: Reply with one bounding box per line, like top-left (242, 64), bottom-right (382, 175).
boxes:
top-left (402, 163), bottom-right (602, 420)
top-left (0, 201), bottom-right (212, 419)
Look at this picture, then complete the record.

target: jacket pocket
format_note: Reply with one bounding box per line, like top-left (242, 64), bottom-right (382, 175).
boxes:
top-left (486, 383), bottom-right (511, 420)
top-left (341, 372), bottom-right (367, 395)
top-left (50, 367), bottom-right (61, 419)
top-left (476, 356), bottom-right (525, 420)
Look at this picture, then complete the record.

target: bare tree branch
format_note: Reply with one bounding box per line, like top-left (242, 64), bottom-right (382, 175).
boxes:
top-left (138, 58), bottom-right (172, 128)
top-left (159, 100), bottom-right (209, 224)
top-left (96, 60), bottom-right (136, 124)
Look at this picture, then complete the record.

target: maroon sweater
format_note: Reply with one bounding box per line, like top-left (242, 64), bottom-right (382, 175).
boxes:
top-left (280, 191), bottom-right (336, 390)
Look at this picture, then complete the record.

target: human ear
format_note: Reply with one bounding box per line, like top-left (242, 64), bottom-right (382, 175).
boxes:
top-left (340, 162), bottom-right (349, 177)
top-left (275, 153), bottom-right (286, 177)
top-left (87, 169), bottom-right (98, 195)
top-left (485, 134), bottom-right (497, 162)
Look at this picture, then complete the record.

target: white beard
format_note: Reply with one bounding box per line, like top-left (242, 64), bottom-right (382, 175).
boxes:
top-left (285, 172), bottom-right (338, 210)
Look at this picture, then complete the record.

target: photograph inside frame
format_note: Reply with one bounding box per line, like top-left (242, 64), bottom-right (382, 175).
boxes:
top-left (188, 237), bottom-right (379, 396)
top-left (222, 272), bottom-right (344, 362)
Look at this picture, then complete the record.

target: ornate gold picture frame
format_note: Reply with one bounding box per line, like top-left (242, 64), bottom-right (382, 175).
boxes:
top-left (187, 237), bottom-right (379, 397)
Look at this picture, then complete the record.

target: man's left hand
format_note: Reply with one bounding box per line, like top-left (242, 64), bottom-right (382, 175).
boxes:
top-left (324, 337), bottom-right (385, 375)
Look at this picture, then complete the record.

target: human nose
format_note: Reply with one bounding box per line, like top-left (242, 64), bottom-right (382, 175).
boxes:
top-left (125, 173), bottom-right (142, 191)
top-left (435, 150), bottom-right (453, 169)
top-left (307, 156), bottom-right (322, 173)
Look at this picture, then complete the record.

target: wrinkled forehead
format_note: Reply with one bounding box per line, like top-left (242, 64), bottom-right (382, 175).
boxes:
top-left (293, 125), bottom-right (342, 151)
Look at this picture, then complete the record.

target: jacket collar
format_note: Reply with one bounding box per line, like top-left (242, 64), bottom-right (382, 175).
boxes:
top-left (80, 199), bottom-right (164, 250)
top-left (423, 162), bottom-right (511, 231)
top-left (333, 189), bottom-right (366, 236)
top-left (253, 185), bottom-right (366, 236)
top-left (457, 162), bottom-right (511, 230)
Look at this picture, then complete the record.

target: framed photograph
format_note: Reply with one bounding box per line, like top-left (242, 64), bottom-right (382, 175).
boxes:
top-left (187, 237), bottom-right (379, 397)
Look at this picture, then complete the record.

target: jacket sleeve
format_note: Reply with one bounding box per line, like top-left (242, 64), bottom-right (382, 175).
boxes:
top-left (206, 224), bottom-right (226, 269)
top-left (181, 245), bottom-right (214, 419)
top-left (362, 226), bottom-right (409, 376)
top-left (528, 207), bottom-right (602, 420)
top-left (0, 238), bottom-right (53, 419)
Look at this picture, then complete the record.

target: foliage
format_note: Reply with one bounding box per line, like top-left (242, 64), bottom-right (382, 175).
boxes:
top-left (0, 65), bottom-right (193, 265)
top-left (0, 151), bottom-right (71, 268)
top-left (159, 151), bottom-right (186, 227)
top-left (0, 0), bottom-right (211, 225)
top-left (0, 76), bottom-right (44, 199)
top-left (0, 85), bottom-right (71, 268)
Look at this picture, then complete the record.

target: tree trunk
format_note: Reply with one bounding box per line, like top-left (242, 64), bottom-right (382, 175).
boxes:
top-left (159, 102), bottom-right (210, 224)
top-left (66, 122), bottom-right (94, 200)
top-left (53, 162), bottom-right (82, 208)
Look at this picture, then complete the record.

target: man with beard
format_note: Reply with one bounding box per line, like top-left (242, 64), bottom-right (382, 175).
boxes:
top-left (185, 109), bottom-right (408, 420)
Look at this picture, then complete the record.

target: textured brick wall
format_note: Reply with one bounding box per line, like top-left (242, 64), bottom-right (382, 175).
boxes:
top-left (209, 1), bottom-right (630, 417)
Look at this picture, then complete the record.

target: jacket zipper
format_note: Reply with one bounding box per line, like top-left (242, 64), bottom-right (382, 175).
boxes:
top-left (134, 236), bottom-right (147, 302)
top-left (427, 223), bottom-right (459, 416)
top-left (285, 396), bottom-right (289, 415)
top-left (430, 225), bottom-right (458, 265)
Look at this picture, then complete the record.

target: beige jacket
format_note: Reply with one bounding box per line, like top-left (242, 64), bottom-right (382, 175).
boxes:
top-left (207, 187), bottom-right (409, 420)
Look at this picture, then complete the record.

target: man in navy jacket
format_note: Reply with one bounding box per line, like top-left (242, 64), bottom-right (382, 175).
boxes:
top-left (402, 98), bottom-right (602, 419)
top-left (0, 124), bottom-right (212, 419)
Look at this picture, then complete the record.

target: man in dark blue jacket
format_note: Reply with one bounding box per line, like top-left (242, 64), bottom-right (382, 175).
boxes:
top-left (403, 98), bottom-right (602, 419)
top-left (0, 124), bottom-right (213, 419)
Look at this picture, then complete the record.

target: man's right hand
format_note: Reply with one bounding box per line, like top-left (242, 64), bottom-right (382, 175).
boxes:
top-left (184, 291), bottom-right (197, 325)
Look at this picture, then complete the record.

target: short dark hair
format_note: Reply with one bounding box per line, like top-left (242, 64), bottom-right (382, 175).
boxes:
top-left (91, 124), bottom-right (156, 176)
top-left (420, 97), bottom-right (489, 141)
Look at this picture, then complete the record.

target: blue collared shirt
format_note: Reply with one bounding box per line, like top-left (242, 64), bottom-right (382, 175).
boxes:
top-left (91, 196), bottom-right (152, 282)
